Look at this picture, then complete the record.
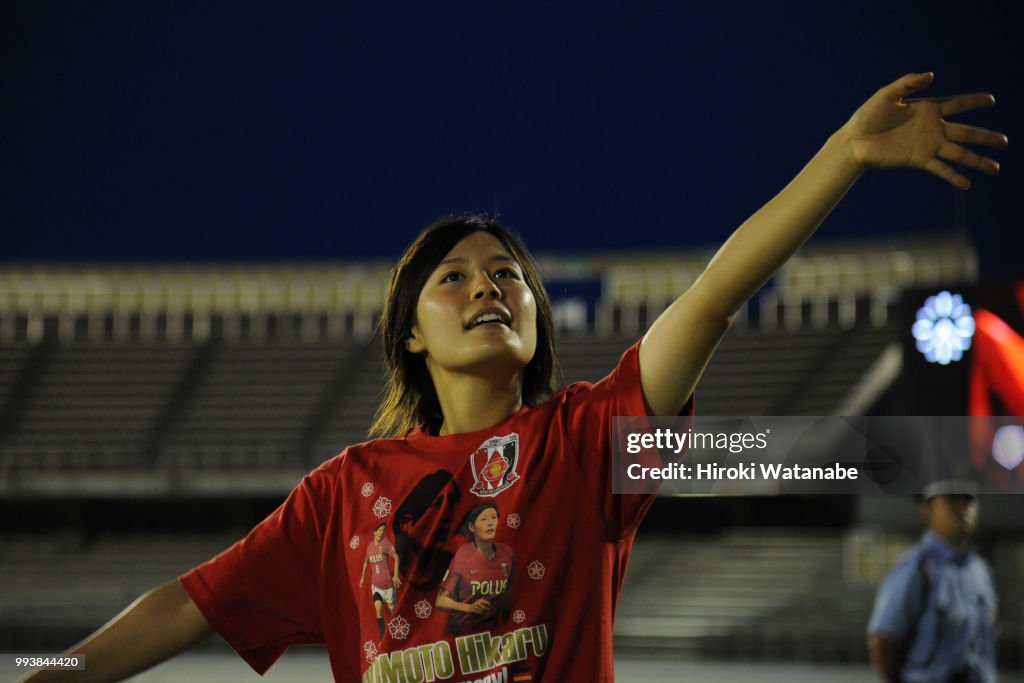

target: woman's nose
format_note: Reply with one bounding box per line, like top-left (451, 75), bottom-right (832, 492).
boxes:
top-left (472, 272), bottom-right (502, 300)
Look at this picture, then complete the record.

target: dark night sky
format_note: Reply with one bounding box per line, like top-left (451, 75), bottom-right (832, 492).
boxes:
top-left (1, 2), bottom-right (1019, 274)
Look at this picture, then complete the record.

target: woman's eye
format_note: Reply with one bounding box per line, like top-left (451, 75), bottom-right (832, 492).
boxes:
top-left (441, 272), bottom-right (463, 283)
top-left (495, 268), bottom-right (519, 279)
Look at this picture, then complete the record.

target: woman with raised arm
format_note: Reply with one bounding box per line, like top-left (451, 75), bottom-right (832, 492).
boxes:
top-left (21, 73), bottom-right (1006, 682)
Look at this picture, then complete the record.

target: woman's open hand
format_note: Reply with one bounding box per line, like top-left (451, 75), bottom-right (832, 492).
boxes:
top-left (844, 72), bottom-right (1008, 189)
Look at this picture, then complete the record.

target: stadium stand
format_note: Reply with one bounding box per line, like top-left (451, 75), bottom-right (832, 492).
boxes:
top-left (156, 340), bottom-right (361, 471)
top-left (0, 533), bottom-right (238, 651)
top-left (0, 323), bottom-right (898, 497)
top-left (311, 341), bottom-right (387, 465)
top-left (615, 530), bottom-right (852, 658)
top-left (0, 343), bottom-right (195, 477)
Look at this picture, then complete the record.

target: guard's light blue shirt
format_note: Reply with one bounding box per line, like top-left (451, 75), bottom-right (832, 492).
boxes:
top-left (868, 530), bottom-right (997, 683)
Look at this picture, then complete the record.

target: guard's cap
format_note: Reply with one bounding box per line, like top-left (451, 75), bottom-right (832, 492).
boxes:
top-left (921, 478), bottom-right (980, 500)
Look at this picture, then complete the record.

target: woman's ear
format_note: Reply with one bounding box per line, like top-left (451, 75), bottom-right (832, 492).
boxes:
top-left (406, 327), bottom-right (425, 355)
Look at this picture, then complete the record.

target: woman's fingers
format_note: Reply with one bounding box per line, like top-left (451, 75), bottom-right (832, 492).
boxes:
top-left (885, 72), bottom-right (934, 100)
top-left (946, 122), bottom-right (1009, 149)
top-left (924, 158), bottom-right (971, 190)
top-left (867, 73), bottom-right (1005, 189)
top-left (940, 92), bottom-right (996, 117)
top-left (939, 141), bottom-right (1001, 175)
top-left (908, 93), bottom-right (995, 116)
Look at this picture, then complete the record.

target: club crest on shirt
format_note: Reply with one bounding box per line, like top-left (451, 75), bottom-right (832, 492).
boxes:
top-left (469, 433), bottom-right (520, 498)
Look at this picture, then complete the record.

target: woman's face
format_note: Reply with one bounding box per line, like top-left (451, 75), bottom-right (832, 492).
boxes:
top-left (469, 506), bottom-right (499, 541)
top-left (407, 231), bottom-right (537, 380)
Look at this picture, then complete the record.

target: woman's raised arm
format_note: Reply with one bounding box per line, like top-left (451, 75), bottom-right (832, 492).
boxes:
top-left (639, 72), bottom-right (1007, 416)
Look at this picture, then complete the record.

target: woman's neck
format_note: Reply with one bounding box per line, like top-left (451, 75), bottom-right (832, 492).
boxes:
top-left (432, 370), bottom-right (523, 436)
top-left (474, 539), bottom-right (496, 559)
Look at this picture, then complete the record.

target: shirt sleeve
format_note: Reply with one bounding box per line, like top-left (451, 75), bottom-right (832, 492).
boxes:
top-left (440, 547), bottom-right (469, 595)
top-left (867, 558), bottom-right (924, 643)
top-left (563, 339), bottom-right (694, 540)
top-left (179, 467), bottom-right (330, 674)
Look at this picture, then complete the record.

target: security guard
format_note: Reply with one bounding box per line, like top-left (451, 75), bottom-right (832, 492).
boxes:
top-left (867, 479), bottom-right (997, 683)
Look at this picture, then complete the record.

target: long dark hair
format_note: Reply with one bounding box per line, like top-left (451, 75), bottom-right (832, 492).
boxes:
top-left (370, 214), bottom-right (558, 437)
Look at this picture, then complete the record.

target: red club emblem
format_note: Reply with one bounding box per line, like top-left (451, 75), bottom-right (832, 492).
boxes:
top-left (469, 433), bottom-right (521, 498)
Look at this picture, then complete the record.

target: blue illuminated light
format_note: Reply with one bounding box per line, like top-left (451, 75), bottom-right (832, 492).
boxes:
top-left (911, 291), bottom-right (975, 365)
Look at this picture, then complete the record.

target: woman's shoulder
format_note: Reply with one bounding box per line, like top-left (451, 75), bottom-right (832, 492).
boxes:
top-left (452, 542), bottom-right (477, 560)
top-left (323, 434), bottom-right (418, 462)
top-left (301, 436), bottom-right (419, 489)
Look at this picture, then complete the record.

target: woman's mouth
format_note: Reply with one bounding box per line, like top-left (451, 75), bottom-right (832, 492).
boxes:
top-left (466, 310), bottom-right (511, 329)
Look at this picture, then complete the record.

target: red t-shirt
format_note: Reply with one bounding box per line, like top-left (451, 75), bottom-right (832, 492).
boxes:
top-left (366, 538), bottom-right (396, 590)
top-left (440, 541), bottom-right (515, 634)
top-left (180, 340), bottom-right (693, 681)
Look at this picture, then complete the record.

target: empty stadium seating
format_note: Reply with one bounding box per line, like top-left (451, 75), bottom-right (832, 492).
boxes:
top-left (0, 322), bottom-right (898, 496)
